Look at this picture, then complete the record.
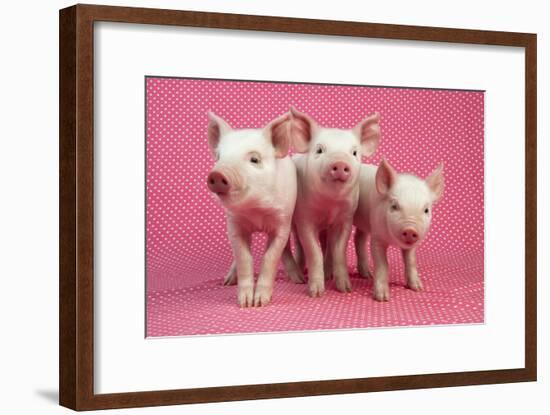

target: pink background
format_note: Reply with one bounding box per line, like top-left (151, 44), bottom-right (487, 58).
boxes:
top-left (146, 77), bottom-right (484, 337)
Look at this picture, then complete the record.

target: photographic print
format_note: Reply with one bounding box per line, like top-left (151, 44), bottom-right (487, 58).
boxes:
top-left (145, 77), bottom-right (484, 337)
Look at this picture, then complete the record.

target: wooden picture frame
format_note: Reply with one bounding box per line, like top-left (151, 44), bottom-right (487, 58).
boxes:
top-left (59, 4), bottom-right (537, 411)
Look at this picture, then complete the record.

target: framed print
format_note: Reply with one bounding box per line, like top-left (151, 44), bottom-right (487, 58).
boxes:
top-left (59, 4), bottom-right (537, 411)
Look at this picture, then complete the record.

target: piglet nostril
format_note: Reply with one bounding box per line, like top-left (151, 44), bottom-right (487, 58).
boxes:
top-left (344, 167), bottom-right (349, 173)
top-left (222, 179), bottom-right (228, 185)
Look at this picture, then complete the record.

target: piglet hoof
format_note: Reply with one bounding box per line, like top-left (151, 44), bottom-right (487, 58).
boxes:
top-left (223, 272), bottom-right (237, 286)
top-left (373, 283), bottom-right (390, 302)
top-left (253, 285), bottom-right (273, 307)
top-left (308, 280), bottom-right (325, 298)
top-left (238, 285), bottom-right (254, 308)
top-left (407, 278), bottom-right (424, 292)
top-left (335, 277), bottom-right (352, 293)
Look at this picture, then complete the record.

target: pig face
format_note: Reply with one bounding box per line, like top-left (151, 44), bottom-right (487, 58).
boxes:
top-left (206, 112), bottom-right (291, 209)
top-left (375, 159), bottom-right (444, 249)
top-left (290, 107), bottom-right (380, 197)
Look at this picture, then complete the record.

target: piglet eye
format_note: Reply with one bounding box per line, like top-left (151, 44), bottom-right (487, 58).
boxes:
top-left (316, 147), bottom-right (323, 154)
top-left (390, 202), bottom-right (399, 211)
top-left (424, 208), bottom-right (430, 214)
top-left (352, 150), bottom-right (358, 157)
top-left (250, 156), bottom-right (260, 164)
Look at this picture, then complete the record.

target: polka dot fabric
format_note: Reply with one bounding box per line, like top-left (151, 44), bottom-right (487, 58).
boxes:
top-left (146, 77), bottom-right (484, 337)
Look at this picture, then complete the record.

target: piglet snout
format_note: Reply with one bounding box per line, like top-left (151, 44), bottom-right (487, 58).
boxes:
top-left (400, 227), bottom-right (419, 245)
top-left (329, 161), bottom-right (351, 182)
top-left (207, 170), bottom-right (231, 195)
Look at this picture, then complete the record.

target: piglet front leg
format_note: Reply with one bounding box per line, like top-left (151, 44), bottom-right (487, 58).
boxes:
top-left (229, 230), bottom-right (254, 308)
top-left (254, 228), bottom-right (291, 306)
top-left (402, 248), bottom-right (423, 291)
top-left (297, 224), bottom-right (325, 297)
top-left (328, 223), bottom-right (353, 293)
top-left (371, 237), bottom-right (390, 301)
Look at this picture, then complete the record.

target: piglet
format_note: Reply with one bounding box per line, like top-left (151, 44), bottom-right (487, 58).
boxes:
top-left (206, 112), bottom-right (298, 307)
top-left (282, 107), bottom-right (381, 297)
top-left (353, 159), bottom-right (444, 301)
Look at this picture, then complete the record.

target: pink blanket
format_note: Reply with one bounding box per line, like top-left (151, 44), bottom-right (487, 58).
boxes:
top-left (146, 78), bottom-right (484, 337)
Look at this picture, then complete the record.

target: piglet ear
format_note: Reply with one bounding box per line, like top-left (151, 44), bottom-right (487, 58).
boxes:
top-left (265, 112), bottom-right (292, 158)
top-left (207, 112), bottom-right (232, 157)
top-left (426, 162), bottom-right (445, 202)
top-left (289, 106), bottom-right (318, 153)
top-left (376, 159), bottom-right (397, 196)
top-left (353, 112), bottom-right (381, 157)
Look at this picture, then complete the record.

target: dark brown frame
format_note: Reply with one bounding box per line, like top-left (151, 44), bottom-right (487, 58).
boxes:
top-left (59, 3), bottom-right (537, 411)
